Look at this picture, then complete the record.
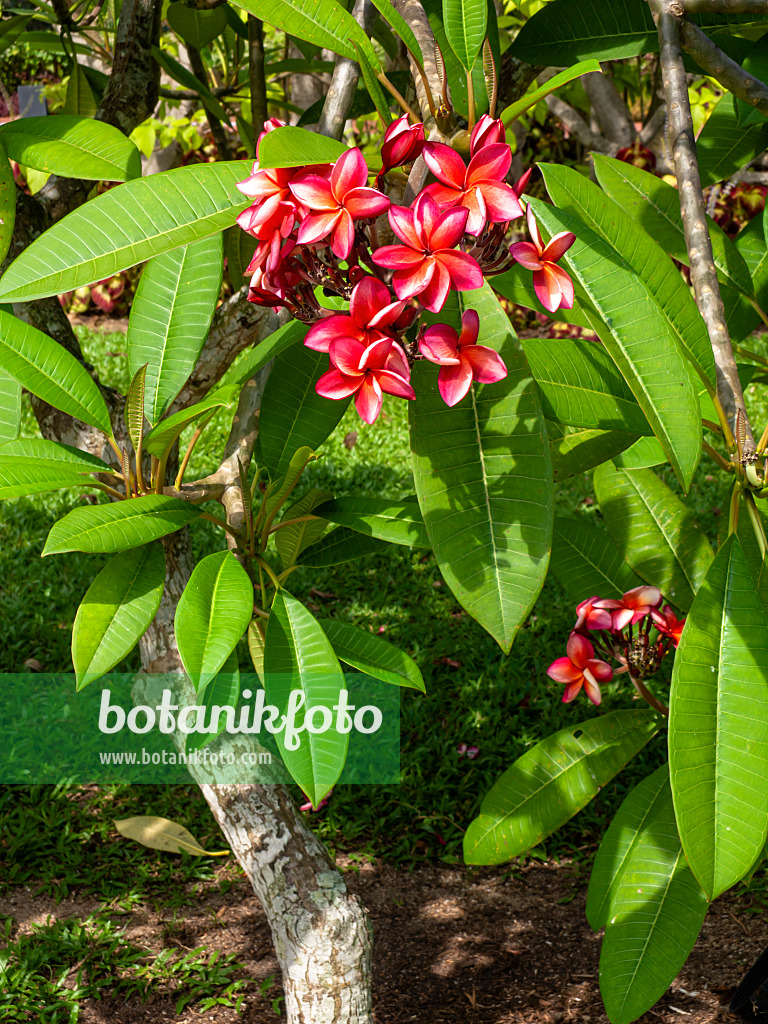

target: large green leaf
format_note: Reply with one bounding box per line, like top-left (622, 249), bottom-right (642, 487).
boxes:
top-left (260, 345), bottom-right (349, 478)
top-left (423, 0), bottom-right (487, 119)
top-left (175, 549), bottom-right (253, 691)
top-left (128, 235), bottom-right (224, 425)
top-left (586, 764), bottom-right (670, 931)
top-left (320, 619), bottom-right (425, 692)
top-left (0, 138), bottom-right (15, 267)
top-left (255, 126), bottom-right (346, 169)
top-left (524, 338), bottom-right (651, 434)
top-left (227, 0), bottom-right (381, 71)
top-left (142, 384), bottom-right (240, 458)
top-left (593, 155), bottom-right (754, 298)
top-left (613, 436), bottom-right (667, 470)
top-left (0, 161), bottom-right (251, 303)
top-left (224, 224), bottom-right (257, 289)
top-left (410, 283), bottom-right (553, 653)
top-left (0, 437), bottom-right (110, 472)
top-left (218, 319), bottom-right (308, 390)
top-left (72, 543), bottom-right (166, 689)
top-left (298, 526), bottom-right (387, 567)
top-left (314, 497), bottom-right (430, 548)
top-left (0, 310), bottom-right (112, 434)
top-left (546, 422), bottom-right (640, 482)
top-left (725, 214), bottom-right (768, 342)
top-left (443, 0), bottom-right (486, 71)
top-left (185, 650), bottom-right (241, 753)
top-left (540, 163), bottom-right (715, 381)
top-left (43, 495), bottom-right (203, 555)
top-left (263, 591), bottom-right (348, 807)
top-left (64, 63), bottom-right (97, 117)
top-left (697, 92), bottom-right (768, 187)
top-left (366, 0), bottom-right (423, 64)
top-left (0, 115), bottom-right (141, 182)
top-left (274, 487), bottom-right (330, 570)
top-left (669, 535), bottom-right (768, 899)
top-left (166, 1), bottom-right (228, 48)
top-left (464, 710), bottom-right (659, 865)
top-left (0, 367), bottom-right (20, 445)
top-left (598, 774), bottom-right (709, 1024)
top-left (593, 462), bottom-right (713, 612)
top-left (500, 60), bottom-right (602, 125)
top-left (550, 516), bottom-right (643, 602)
top-left (529, 199), bottom-right (701, 490)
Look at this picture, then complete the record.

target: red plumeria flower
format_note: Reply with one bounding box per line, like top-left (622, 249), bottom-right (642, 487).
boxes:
top-left (372, 193), bottom-right (483, 313)
top-left (596, 585), bottom-right (662, 631)
top-left (419, 309), bottom-right (507, 406)
top-left (512, 167), bottom-right (532, 199)
top-left (304, 276), bottom-right (409, 353)
top-left (236, 165), bottom-right (311, 271)
top-left (509, 206), bottom-right (576, 313)
top-left (255, 116), bottom-right (286, 153)
top-left (547, 633), bottom-right (613, 706)
top-left (574, 596), bottom-right (613, 632)
top-left (290, 148), bottom-right (390, 260)
top-left (422, 141), bottom-right (523, 236)
top-left (470, 114), bottom-right (506, 155)
top-left (379, 114), bottom-right (425, 175)
top-left (651, 605), bottom-right (686, 646)
top-left (316, 335), bottom-right (415, 424)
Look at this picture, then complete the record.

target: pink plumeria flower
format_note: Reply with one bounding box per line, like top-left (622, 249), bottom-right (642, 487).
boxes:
top-left (509, 206), bottom-right (576, 313)
top-left (512, 167), bottom-right (532, 199)
top-left (595, 585), bottom-right (662, 632)
top-left (290, 148), bottom-right (390, 260)
top-left (316, 335), bottom-right (415, 424)
top-left (574, 596), bottom-right (613, 632)
top-left (372, 193), bottom-right (483, 313)
top-left (458, 742), bottom-right (480, 760)
top-left (304, 276), bottom-right (409, 353)
top-left (469, 114), bottom-right (506, 155)
top-left (300, 789), bottom-right (332, 812)
top-left (651, 605), bottom-right (685, 647)
top-left (419, 309), bottom-right (507, 406)
top-left (255, 116), bottom-right (286, 154)
top-left (547, 633), bottom-right (613, 706)
top-left (380, 114), bottom-right (424, 175)
top-left (422, 141), bottom-right (523, 236)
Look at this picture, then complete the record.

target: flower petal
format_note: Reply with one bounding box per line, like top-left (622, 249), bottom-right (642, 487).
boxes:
top-left (542, 231), bottom-right (576, 263)
top-left (419, 324), bottom-right (461, 365)
top-left (344, 186), bottom-right (391, 219)
top-left (623, 585), bottom-right (662, 608)
top-left (509, 241), bottom-right (543, 271)
top-left (436, 249), bottom-right (484, 291)
top-left (566, 632), bottom-right (594, 668)
top-left (419, 259), bottom-right (451, 312)
top-left (547, 657), bottom-right (582, 684)
top-left (329, 209), bottom-right (356, 259)
top-left (462, 186), bottom-right (488, 236)
top-left (305, 314), bottom-right (360, 352)
top-left (459, 309), bottom-right (480, 347)
top-left (562, 679), bottom-right (584, 703)
top-left (375, 368), bottom-right (416, 399)
top-left (331, 147), bottom-right (367, 198)
top-left (387, 204), bottom-right (422, 249)
top-left (372, 244), bottom-right (425, 270)
top-left (289, 175), bottom-right (336, 210)
top-left (359, 335), bottom-right (394, 370)
top-left (368, 298), bottom-right (408, 329)
top-left (437, 358), bottom-right (474, 406)
top-left (297, 209), bottom-right (342, 246)
top-left (383, 340), bottom-right (410, 379)
top-left (392, 258), bottom-right (436, 300)
top-left (526, 205), bottom-right (544, 252)
top-left (532, 265), bottom-right (564, 313)
top-left (547, 263), bottom-right (574, 310)
top-left (354, 375), bottom-right (383, 423)
top-left (464, 344), bottom-right (507, 383)
top-left (466, 143), bottom-right (511, 185)
top-left (350, 277), bottom-right (390, 328)
top-left (429, 205), bottom-right (469, 250)
top-left (422, 142), bottom-right (467, 189)
top-left (422, 181), bottom-right (464, 209)
top-left (587, 659), bottom-right (614, 683)
top-left (316, 367), bottom-right (362, 400)
top-left (581, 669), bottom-right (602, 706)
top-left (330, 335), bottom-right (367, 375)
top-left (478, 182), bottom-right (523, 224)
top-left (413, 192), bottom-right (444, 247)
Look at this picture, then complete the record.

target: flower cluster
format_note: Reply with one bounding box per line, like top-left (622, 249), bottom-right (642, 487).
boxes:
top-left (546, 585), bottom-right (684, 706)
top-left (236, 114), bottom-right (576, 423)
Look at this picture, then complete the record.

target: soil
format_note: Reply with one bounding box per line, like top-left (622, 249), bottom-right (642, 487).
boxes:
top-left (2, 857), bottom-right (765, 1024)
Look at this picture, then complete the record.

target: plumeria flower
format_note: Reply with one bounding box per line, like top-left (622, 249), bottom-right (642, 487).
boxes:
top-left (304, 276), bottom-right (410, 353)
top-left (379, 114), bottom-right (425, 176)
top-left (509, 206), bottom-right (576, 313)
top-left (595, 585), bottom-right (662, 631)
top-left (317, 335), bottom-right (415, 424)
top-left (512, 167), bottom-right (532, 199)
top-left (372, 193), bottom-right (483, 313)
top-left (470, 114), bottom-right (506, 155)
top-left (236, 165), bottom-right (312, 273)
top-left (422, 141), bottom-right (523, 236)
top-left (457, 743), bottom-right (479, 759)
top-left (290, 148), bottom-right (390, 260)
top-left (419, 309), bottom-right (507, 406)
top-left (651, 605), bottom-right (685, 646)
top-left (547, 633), bottom-right (613, 706)
top-left (300, 790), bottom-right (332, 812)
top-left (574, 596), bottom-right (613, 632)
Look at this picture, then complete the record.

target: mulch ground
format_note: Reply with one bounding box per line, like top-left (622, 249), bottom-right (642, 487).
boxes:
top-left (2, 858), bottom-right (765, 1023)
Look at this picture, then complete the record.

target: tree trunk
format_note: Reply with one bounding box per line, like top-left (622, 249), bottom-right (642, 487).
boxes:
top-left (138, 530), bottom-right (375, 1023)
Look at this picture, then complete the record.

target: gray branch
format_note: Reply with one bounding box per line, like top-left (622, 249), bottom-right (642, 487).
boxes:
top-left (317, 0), bottom-right (377, 139)
top-left (581, 67), bottom-right (636, 146)
top-left (680, 18), bottom-right (768, 118)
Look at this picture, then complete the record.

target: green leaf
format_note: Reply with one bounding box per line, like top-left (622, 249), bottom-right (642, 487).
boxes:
top-left (529, 198), bottom-right (701, 490)
top-left (72, 542), bottom-right (166, 689)
top-left (127, 235), bottom-right (224, 424)
top-left (593, 462), bottom-right (714, 611)
top-left (0, 139), bottom-right (16, 266)
top-left (218, 319), bottom-right (308, 390)
top-left (166, 1), bottom-right (228, 48)
top-left (261, 446), bottom-right (316, 527)
top-left (263, 590), bottom-right (348, 806)
top-left (524, 338), bottom-right (651, 434)
top-left (228, 0), bottom-right (381, 71)
top-left (0, 161), bottom-right (251, 303)
top-left (151, 46), bottom-right (229, 122)
top-left (366, 0), bottom-right (423, 64)
top-left (697, 92), bottom-right (768, 187)
top-left (175, 549), bottom-right (253, 691)
top-left (274, 488), bottom-right (331, 570)
top-left (320, 619), bottom-right (425, 692)
top-left (550, 516), bottom-right (643, 602)
top-left (0, 310), bottom-right (112, 434)
top-left (443, 0), bottom-right (487, 72)
top-left (540, 162), bottom-right (715, 381)
top-left (0, 16), bottom-right (32, 57)
top-left (63, 63), bottom-right (97, 117)
top-left (669, 535), bottom-right (768, 899)
top-left (500, 60), bottom-right (602, 125)
top-left (612, 436), bottom-right (667, 470)
top-left (353, 41), bottom-right (393, 126)
top-left (298, 527), bottom-right (387, 567)
top-left (260, 345), bottom-right (349, 478)
top-left (142, 385), bottom-right (240, 458)
top-left (185, 650), bottom-right (241, 753)
top-left (410, 283), bottom-right (553, 653)
top-left (546, 422), bottom-right (640, 482)
top-left (248, 619), bottom-right (265, 682)
top-left (224, 224), bottom-right (258, 289)
top-left (423, 0), bottom-right (487, 119)
top-left (0, 436), bottom-right (110, 498)
top-left (464, 710), bottom-right (659, 865)
top-left (593, 155), bottom-right (754, 298)
top-left (43, 495), bottom-right (203, 555)
top-left (586, 764), bottom-right (670, 931)
top-left (125, 363), bottom-right (147, 456)
top-left (255, 125), bottom-right (346, 169)
top-left (0, 367), bottom-right (21, 445)
top-left (314, 497), bottom-right (430, 548)
top-left (598, 773), bottom-right (709, 1024)
top-left (493, 262), bottom-right (594, 328)
top-left (0, 115), bottom-right (141, 182)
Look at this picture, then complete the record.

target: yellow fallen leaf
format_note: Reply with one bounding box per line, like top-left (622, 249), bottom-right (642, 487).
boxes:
top-left (114, 816), bottom-right (230, 857)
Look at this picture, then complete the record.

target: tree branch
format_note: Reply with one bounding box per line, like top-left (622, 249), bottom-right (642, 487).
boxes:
top-left (650, 0), bottom-right (753, 448)
top-left (248, 16), bottom-right (268, 135)
top-left (581, 67), bottom-right (636, 146)
top-left (188, 44), bottom-right (233, 160)
top-left (680, 18), bottom-right (768, 117)
top-left (392, 0), bottom-right (442, 120)
top-left (545, 94), bottom-right (621, 155)
top-left (317, 0), bottom-right (377, 139)
top-left (682, 0), bottom-right (768, 11)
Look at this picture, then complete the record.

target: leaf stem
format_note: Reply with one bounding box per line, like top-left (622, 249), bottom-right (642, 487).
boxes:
top-left (702, 439), bottom-right (733, 472)
top-left (377, 72), bottom-right (420, 121)
top-left (256, 555), bottom-right (281, 591)
top-left (728, 479), bottom-right (741, 535)
top-left (734, 339), bottom-right (768, 368)
top-left (745, 491), bottom-right (768, 560)
top-left (466, 67), bottom-right (476, 132)
top-left (200, 511), bottom-right (239, 539)
top-left (630, 674), bottom-right (669, 717)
